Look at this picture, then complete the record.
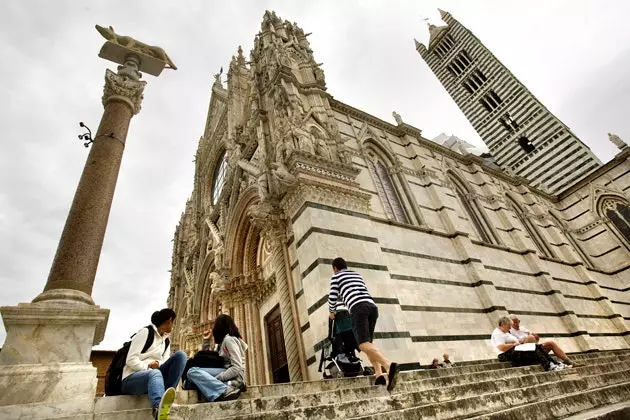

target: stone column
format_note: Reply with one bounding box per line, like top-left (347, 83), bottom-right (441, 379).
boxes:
top-left (0, 41), bottom-right (169, 418)
top-left (270, 243), bottom-right (307, 382)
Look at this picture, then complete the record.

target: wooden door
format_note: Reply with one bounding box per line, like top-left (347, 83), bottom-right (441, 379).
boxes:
top-left (265, 305), bottom-right (290, 383)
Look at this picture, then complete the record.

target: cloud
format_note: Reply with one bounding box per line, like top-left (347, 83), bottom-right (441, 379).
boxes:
top-left (1, 0), bottom-right (628, 350)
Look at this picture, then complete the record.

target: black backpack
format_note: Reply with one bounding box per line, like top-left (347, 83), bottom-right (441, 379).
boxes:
top-left (104, 325), bottom-right (171, 396)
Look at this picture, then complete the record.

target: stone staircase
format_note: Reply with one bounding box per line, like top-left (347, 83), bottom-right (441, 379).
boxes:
top-left (95, 349), bottom-right (630, 420)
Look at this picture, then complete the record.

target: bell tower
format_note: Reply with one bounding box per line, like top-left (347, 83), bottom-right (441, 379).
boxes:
top-left (416, 9), bottom-right (601, 193)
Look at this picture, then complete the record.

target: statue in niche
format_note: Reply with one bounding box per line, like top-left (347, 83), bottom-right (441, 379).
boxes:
top-left (290, 114), bottom-right (315, 154)
top-left (608, 133), bottom-right (628, 150)
top-left (337, 144), bottom-right (352, 164)
top-left (213, 243), bottom-right (225, 271)
top-left (183, 269), bottom-right (195, 317)
top-left (310, 127), bottom-right (333, 160)
top-left (313, 65), bottom-right (325, 83)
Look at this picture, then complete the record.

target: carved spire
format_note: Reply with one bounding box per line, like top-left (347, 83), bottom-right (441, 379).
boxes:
top-left (438, 8), bottom-right (449, 20)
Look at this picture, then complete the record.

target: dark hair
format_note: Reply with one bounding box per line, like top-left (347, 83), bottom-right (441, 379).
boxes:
top-left (212, 314), bottom-right (241, 346)
top-left (332, 257), bottom-right (347, 271)
top-left (151, 308), bottom-right (176, 327)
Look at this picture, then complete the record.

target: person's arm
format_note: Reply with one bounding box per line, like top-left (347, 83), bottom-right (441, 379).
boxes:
top-left (126, 328), bottom-right (151, 372)
top-left (215, 337), bottom-right (244, 382)
top-left (328, 275), bottom-right (339, 319)
top-left (496, 342), bottom-right (519, 352)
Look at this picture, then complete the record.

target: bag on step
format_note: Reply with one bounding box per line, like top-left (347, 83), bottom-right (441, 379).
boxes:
top-left (104, 325), bottom-right (170, 396)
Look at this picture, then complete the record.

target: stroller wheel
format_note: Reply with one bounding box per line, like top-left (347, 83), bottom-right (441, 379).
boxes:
top-left (363, 366), bottom-right (374, 376)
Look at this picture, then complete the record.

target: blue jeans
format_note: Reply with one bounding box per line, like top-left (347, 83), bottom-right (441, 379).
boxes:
top-left (121, 351), bottom-right (187, 408)
top-left (187, 367), bottom-right (227, 402)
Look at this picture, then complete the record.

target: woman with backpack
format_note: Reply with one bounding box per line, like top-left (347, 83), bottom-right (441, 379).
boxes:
top-left (186, 314), bottom-right (248, 402)
top-left (121, 308), bottom-right (187, 420)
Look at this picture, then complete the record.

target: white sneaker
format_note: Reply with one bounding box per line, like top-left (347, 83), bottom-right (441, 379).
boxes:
top-left (550, 363), bottom-right (565, 372)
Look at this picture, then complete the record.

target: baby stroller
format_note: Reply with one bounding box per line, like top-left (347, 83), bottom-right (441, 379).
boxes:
top-left (318, 307), bottom-right (371, 379)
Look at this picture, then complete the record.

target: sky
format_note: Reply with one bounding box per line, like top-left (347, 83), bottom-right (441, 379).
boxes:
top-left (1, 0), bottom-right (629, 350)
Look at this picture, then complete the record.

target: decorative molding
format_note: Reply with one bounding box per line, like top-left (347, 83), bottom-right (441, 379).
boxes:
top-left (573, 217), bottom-right (610, 235)
top-left (281, 179), bottom-right (371, 221)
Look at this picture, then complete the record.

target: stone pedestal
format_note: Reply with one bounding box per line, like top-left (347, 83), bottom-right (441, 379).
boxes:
top-left (0, 290), bottom-right (109, 419)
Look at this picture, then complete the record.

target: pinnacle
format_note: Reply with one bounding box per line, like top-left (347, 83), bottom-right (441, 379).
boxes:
top-left (438, 8), bottom-right (449, 19)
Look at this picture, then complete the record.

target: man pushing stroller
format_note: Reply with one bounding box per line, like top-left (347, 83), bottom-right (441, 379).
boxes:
top-left (328, 257), bottom-right (400, 390)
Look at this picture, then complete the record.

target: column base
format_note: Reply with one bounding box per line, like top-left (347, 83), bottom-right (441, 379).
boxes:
top-left (0, 295), bottom-right (109, 414)
top-left (0, 363), bottom-right (96, 419)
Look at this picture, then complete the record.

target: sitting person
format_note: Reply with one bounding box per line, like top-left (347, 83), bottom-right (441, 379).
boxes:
top-left (491, 316), bottom-right (564, 371)
top-left (442, 353), bottom-right (455, 368)
top-left (428, 358), bottom-right (441, 369)
top-left (121, 308), bottom-right (187, 420)
top-left (509, 315), bottom-right (573, 366)
top-left (186, 314), bottom-right (248, 402)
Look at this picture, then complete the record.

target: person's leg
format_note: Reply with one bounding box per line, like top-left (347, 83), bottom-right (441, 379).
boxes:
top-left (159, 350), bottom-right (188, 389)
top-left (541, 340), bottom-right (572, 364)
top-left (352, 304), bottom-right (390, 376)
top-left (121, 370), bottom-right (164, 409)
top-left (187, 367), bottom-right (228, 402)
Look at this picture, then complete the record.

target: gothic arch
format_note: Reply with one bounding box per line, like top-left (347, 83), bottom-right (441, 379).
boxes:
top-left (596, 195), bottom-right (630, 250)
top-left (505, 192), bottom-right (555, 258)
top-left (363, 140), bottom-right (411, 224)
top-left (225, 185), bottom-right (262, 275)
top-left (447, 170), bottom-right (500, 244)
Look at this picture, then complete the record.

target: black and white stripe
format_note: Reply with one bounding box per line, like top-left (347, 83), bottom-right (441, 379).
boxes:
top-left (328, 269), bottom-right (375, 313)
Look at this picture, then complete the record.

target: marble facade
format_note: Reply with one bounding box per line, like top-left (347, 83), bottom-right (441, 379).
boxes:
top-left (168, 11), bottom-right (630, 384)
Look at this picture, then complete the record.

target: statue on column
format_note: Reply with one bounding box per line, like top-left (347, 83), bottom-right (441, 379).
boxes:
top-left (608, 133), bottom-right (628, 150)
top-left (95, 25), bottom-right (177, 74)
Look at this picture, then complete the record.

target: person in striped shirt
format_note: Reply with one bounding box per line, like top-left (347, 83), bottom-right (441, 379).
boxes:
top-left (328, 257), bottom-right (399, 390)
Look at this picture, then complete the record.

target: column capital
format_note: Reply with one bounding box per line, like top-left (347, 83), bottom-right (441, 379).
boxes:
top-left (102, 67), bottom-right (146, 115)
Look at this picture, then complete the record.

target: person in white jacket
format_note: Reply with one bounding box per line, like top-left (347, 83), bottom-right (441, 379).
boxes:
top-left (187, 314), bottom-right (248, 402)
top-left (121, 308), bottom-right (187, 420)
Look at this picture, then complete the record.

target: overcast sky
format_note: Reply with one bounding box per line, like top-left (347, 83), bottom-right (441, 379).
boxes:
top-left (1, 0), bottom-right (629, 350)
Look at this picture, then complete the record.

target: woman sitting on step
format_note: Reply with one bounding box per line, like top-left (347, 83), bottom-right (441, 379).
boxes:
top-left (185, 314), bottom-right (248, 402)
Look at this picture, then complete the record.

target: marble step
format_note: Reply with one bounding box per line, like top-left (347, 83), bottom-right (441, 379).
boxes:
top-left (346, 369), bottom-right (630, 420)
top-left (399, 355), bottom-right (630, 394)
top-left (561, 401), bottom-right (630, 420)
top-left (170, 363), bottom-right (630, 419)
top-left (174, 351), bottom-right (630, 404)
top-left (468, 382), bottom-right (630, 420)
top-left (94, 351), bottom-right (630, 416)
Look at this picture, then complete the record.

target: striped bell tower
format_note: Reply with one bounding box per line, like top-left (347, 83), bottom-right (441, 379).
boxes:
top-left (416, 9), bottom-right (601, 193)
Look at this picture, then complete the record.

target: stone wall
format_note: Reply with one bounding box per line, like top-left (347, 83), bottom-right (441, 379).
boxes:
top-left (90, 350), bottom-right (115, 397)
top-left (290, 101), bottom-right (630, 379)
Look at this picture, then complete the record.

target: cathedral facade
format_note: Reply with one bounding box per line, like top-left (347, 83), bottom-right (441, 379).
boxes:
top-left (167, 11), bottom-right (630, 386)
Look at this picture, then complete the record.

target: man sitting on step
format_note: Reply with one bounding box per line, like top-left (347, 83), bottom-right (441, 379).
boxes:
top-left (509, 315), bottom-right (573, 367)
top-left (491, 316), bottom-right (565, 371)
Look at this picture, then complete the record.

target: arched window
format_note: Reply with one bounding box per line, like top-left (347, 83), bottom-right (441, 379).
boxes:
top-left (212, 151), bottom-right (228, 205)
top-left (599, 197), bottom-right (630, 248)
top-left (448, 172), bottom-right (499, 244)
top-left (506, 195), bottom-right (555, 258)
top-left (366, 148), bottom-right (409, 223)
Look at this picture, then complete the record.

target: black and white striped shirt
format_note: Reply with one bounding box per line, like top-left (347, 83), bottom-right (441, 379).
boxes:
top-left (328, 269), bottom-right (375, 313)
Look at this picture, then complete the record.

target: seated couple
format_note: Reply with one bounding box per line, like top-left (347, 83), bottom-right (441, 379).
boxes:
top-left (491, 315), bottom-right (574, 371)
top-left (120, 309), bottom-right (246, 420)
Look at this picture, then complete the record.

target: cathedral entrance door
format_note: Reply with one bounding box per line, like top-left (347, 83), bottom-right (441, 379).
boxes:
top-left (265, 305), bottom-right (290, 383)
